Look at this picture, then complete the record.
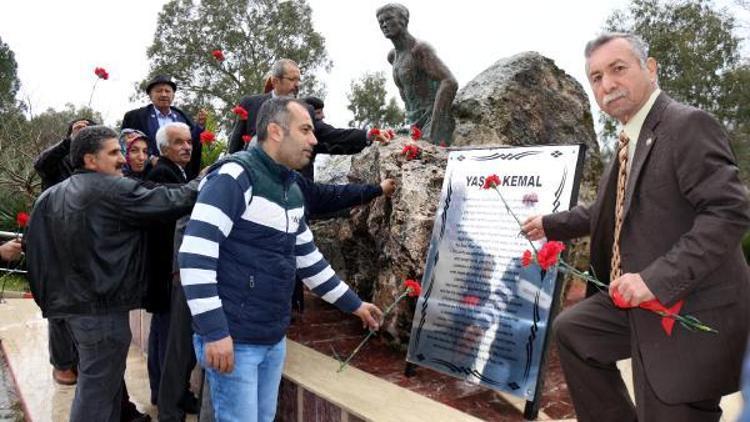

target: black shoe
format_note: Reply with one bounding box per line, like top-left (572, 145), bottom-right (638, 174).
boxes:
top-left (121, 401), bottom-right (151, 422)
top-left (178, 391), bottom-right (200, 415)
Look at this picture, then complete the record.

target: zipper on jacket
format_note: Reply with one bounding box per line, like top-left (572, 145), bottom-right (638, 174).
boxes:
top-left (284, 180), bottom-right (289, 234)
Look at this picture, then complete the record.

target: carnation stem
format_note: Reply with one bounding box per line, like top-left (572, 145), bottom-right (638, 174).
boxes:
top-left (491, 187), bottom-right (538, 255)
top-left (557, 259), bottom-right (716, 333)
top-left (88, 79), bottom-right (99, 108)
top-left (337, 290), bottom-right (410, 373)
top-left (488, 182), bottom-right (717, 335)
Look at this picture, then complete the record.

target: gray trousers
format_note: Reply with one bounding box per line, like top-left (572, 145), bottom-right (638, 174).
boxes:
top-left (554, 292), bottom-right (721, 422)
top-left (67, 312), bottom-right (131, 422)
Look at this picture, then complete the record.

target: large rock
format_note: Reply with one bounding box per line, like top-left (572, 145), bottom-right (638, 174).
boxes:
top-left (312, 52), bottom-right (602, 348)
top-left (453, 51), bottom-right (602, 204)
top-left (313, 139), bottom-right (447, 347)
top-left (314, 154), bottom-right (352, 185)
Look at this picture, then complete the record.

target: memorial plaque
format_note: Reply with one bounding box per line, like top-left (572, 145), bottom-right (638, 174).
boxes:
top-left (406, 145), bottom-right (585, 401)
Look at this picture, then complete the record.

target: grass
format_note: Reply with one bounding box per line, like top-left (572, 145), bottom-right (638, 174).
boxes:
top-left (0, 273), bottom-right (29, 293)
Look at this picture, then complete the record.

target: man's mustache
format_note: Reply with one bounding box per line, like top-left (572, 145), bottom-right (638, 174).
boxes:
top-left (603, 90), bottom-right (627, 105)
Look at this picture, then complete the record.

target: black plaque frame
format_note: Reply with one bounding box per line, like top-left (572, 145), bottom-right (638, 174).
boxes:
top-left (405, 144), bottom-right (588, 420)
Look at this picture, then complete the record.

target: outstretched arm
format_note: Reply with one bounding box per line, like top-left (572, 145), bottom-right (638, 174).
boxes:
top-left (295, 220), bottom-right (381, 331)
top-left (0, 239), bottom-right (22, 262)
top-left (294, 173), bottom-right (386, 215)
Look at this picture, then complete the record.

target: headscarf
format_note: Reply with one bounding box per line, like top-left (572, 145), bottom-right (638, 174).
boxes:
top-left (118, 128), bottom-right (149, 176)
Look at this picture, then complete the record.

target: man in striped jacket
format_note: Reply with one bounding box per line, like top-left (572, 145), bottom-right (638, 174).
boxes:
top-left (178, 97), bottom-right (382, 421)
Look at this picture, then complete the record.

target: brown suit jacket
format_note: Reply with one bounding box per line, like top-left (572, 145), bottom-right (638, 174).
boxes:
top-left (544, 93), bottom-right (750, 404)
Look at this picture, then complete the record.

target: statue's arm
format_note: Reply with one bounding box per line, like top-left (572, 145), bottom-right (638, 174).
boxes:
top-left (414, 42), bottom-right (458, 142)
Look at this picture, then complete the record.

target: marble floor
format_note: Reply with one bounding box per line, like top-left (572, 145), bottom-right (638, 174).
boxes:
top-left (0, 298), bottom-right (199, 422)
top-left (0, 283), bottom-right (743, 421)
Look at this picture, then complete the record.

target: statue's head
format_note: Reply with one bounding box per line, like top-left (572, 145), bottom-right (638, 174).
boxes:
top-left (376, 3), bottom-right (409, 39)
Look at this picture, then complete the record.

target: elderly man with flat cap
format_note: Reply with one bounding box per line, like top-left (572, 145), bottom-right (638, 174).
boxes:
top-left (122, 75), bottom-right (206, 180)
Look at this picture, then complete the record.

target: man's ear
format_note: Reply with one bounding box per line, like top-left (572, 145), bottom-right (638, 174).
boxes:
top-left (646, 57), bottom-right (658, 84)
top-left (267, 122), bottom-right (284, 144)
top-left (82, 153), bottom-right (97, 171)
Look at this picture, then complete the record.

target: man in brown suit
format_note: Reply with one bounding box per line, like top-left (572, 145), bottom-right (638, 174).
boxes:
top-left (523, 32), bottom-right (750, 421)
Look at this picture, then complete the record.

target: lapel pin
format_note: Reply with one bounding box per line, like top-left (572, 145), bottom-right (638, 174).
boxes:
top-left (646, 138), bottom-right (653, 146)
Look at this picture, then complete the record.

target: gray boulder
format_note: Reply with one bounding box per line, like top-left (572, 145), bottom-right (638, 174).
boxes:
top-left (453, 51), bottom-right (602, 204)
top-left (312, 52), bottom-right (602, 347)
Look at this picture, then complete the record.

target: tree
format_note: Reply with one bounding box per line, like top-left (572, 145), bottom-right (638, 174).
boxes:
top-left (0, 36), bottom-right (20, 117)
top-left (346, 72), bottom-right (405, 129)
top-left (601, 0), bottom-right (749, 143)
top-left (0, 104), bottom-right (102, 225)
top-left (141, 0), bottom-right (331, 126)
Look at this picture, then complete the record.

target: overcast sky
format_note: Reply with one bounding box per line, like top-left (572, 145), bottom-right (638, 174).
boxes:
top-left (1, 0), bottom-right (746, 130)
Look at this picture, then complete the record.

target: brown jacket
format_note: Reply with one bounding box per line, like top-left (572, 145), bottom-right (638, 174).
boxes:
top-left (544, 93), bottom-right (750, 404)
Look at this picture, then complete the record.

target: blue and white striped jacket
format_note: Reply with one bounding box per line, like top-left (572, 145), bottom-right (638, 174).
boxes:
top-left (178, 147), bottom-right (362, 344)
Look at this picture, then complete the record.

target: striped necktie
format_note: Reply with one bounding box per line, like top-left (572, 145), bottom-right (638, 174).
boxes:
top-left (610, 131), bottom-right (630, 282)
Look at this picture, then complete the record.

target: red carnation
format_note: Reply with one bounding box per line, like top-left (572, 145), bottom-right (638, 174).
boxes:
top-left (482, 174), bottom-right (501, 190)
top-left (211, 49), bottom-right (225, 62)
top-left (610, 290), bottom-right (632, 309)
top-left (404, 279), bottom-right (422, 297)
top-left (368, 128), bottom-right (380, 138)
top-left (439, 141), bottom-right (447, 148)
top-left (199, 131), bottom-right (216, 145)
top-left (401, 145), bottom-right (421, 161)
top-left (232, 105), bottom-right (249, 120)
top-left (410, 125), bottom-right (422, 141)
top-left (16, 211), bottom-right (29, 228)
top-left (536, 241), bottom-right (565, 270)
top-left (521, 250), bottom-right (533, 267)
top-left (94, 67), bottom-right (109, 80)
top-left (242, 135), bottom-right (252, 144)
top-left (386, 129), bottom-right (396, 139)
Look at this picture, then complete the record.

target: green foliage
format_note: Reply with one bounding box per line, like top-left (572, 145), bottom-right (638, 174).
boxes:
top-left (0, 274), bottom-right (28, 293)
top-left (730, 122), bottom-right (750, 184)
top-left (601, 0), bottom-right (748, 147)
top-left (0, 104), bottom-right (103, 228)
top-left (142, 0), bottom-right (331, 130)
top-left (346, 72), bottom-right (405, 129)
top-left (0, 36), bottom-right (20, 116)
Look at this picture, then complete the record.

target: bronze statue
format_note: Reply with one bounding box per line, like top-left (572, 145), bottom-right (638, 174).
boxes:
top-left (376, 3), bottom-right (458, 145)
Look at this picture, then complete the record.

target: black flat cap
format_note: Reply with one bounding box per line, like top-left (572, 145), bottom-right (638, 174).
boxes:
top-left (146, 75), bottom-right (177, 93)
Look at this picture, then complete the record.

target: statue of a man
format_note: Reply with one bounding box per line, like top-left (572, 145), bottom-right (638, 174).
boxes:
top-left (377, 3), bottom-right (458, 145)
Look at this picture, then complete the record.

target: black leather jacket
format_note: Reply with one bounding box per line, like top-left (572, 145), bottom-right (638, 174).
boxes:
top-left (33, 137), bottom-right (74, 191)
top-left (25, 170), bottom-right (198, 317)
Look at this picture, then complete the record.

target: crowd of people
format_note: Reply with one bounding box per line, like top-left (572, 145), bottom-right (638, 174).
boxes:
top-left (21, 58), bottom-right (395, 422)
top-left (1, 28), bottom-right (748, 422)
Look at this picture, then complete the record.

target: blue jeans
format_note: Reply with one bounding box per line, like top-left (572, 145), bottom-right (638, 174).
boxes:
top-left (194, 335), bottom-right (286, 422)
